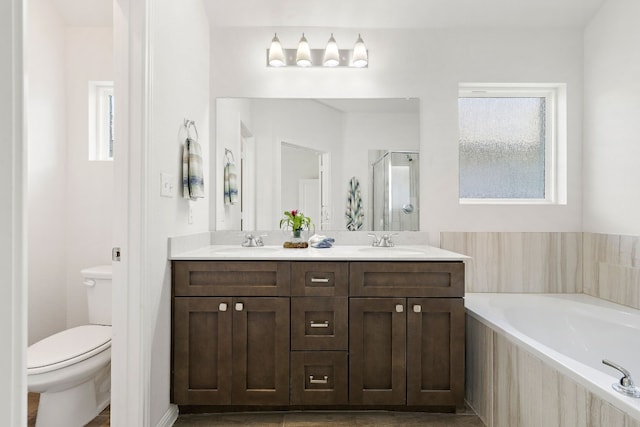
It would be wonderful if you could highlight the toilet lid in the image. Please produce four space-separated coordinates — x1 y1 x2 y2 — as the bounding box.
28 325 111 374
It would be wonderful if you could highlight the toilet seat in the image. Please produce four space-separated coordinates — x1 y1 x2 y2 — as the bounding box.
28 325 112 375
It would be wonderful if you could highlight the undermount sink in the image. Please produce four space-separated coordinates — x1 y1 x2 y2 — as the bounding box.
358 247 425 256
210 246 281 255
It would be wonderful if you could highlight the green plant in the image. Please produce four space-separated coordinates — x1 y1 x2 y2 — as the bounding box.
279 209 313 232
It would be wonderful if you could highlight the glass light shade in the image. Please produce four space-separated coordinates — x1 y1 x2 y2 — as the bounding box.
268 33 285 67
296 33 312 67
352 34 368 67
323 33 340 67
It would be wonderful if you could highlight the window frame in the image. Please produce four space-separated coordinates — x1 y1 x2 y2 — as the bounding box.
88 81 114 161
458 83 566 205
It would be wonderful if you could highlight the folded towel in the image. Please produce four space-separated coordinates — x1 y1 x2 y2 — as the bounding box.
224 162 238 205
182 137 205 200
309 234 335 248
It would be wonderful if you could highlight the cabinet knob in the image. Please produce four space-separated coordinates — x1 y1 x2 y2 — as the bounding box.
395 304 404 313
219 302 228 312
235 302 244 311
413 304 422 313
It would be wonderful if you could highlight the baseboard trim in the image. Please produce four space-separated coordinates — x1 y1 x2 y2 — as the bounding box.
155 404 179 427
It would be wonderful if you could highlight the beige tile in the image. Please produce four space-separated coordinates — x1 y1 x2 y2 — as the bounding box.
583 232 640 310
588 392 626 426
465 316 493 426
441 232 582 293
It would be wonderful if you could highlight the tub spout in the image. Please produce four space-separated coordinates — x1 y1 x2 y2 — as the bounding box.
602 359 640 398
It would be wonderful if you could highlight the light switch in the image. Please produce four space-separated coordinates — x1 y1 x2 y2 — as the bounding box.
160 173 174 198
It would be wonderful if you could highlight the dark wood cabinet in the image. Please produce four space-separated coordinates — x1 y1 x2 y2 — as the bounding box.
172 269 290 406
349 298 407 405
172 259 465 410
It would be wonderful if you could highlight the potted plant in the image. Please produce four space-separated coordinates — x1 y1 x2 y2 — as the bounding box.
279 209 313 239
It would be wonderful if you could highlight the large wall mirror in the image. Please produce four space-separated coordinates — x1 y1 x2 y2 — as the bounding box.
215 98 420 232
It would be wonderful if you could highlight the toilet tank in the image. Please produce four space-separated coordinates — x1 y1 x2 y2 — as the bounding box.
81 265 112 326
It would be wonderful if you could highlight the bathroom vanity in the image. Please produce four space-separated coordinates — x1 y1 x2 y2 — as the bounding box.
170 245 466 411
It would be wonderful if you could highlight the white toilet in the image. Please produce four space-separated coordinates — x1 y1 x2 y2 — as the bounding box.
28 265 112 427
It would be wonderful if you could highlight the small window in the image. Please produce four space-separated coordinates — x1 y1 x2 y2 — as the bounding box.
458 84 565 204
89 81 114 161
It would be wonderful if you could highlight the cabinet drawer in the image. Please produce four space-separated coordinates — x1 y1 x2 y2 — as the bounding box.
291 262 348 296
291 351 348 405
172 261 290 296
291 297 348 350
349 262 464 297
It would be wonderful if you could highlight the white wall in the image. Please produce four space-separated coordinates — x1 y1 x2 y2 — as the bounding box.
148 0 210 423
583 0 640 235
210 27 584 244
26 0 68 344
65 27 114 329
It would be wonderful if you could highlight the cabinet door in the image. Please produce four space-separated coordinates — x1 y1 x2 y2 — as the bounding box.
406 298 465 406
349 298 406 405
173 297 232 405
232 297 290 405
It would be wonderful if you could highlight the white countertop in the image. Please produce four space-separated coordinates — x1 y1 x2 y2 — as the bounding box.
170 244 469 261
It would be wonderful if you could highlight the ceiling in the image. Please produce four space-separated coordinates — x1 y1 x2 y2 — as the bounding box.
49 0 607 30
202 0 607 30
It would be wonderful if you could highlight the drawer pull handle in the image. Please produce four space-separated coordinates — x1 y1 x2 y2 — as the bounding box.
413 304 422 313
219 303 228 312
395 304 404 313
310 320 329 328
309 375 329 384
310 277 330 283
235 302 244 312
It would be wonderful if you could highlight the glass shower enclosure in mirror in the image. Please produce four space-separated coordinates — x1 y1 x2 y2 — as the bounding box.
215 98 420 231
370 150 419 231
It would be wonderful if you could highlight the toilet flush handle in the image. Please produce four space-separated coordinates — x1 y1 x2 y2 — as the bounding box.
83 279 96 287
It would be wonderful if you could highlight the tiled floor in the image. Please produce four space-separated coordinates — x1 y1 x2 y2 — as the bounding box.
29 393 485 427
174 408 486 426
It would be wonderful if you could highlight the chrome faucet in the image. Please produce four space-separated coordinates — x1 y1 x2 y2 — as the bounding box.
368 233 398 247
602 359 640 398
241 233 264 247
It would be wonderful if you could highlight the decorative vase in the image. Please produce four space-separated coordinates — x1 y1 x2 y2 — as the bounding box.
292 229 302 239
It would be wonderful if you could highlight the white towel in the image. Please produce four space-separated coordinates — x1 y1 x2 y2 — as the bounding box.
182 138 205 200
224 162 238 205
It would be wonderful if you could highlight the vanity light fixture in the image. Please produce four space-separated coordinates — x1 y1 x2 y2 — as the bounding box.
323 33 340 67
352 34 368 68
296 33 312 67
268 33 285 67
267 33 368 68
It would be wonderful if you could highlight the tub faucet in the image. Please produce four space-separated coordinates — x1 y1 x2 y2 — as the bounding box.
602 359 640 398
241 233 264 247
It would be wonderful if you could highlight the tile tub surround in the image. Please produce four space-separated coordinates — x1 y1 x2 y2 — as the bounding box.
467 317 640 427
465 294 640 427
440 231 640 310
583 232 640 310
440 232 582 293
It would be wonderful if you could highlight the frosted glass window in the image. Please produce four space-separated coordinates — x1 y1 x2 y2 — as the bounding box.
459 97 546 199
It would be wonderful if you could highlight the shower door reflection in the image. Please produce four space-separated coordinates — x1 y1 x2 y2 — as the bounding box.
371 151 419 231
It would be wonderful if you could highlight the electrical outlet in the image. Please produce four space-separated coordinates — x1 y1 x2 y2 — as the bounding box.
160 173 174 198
